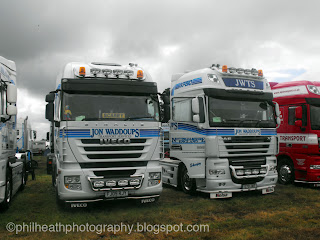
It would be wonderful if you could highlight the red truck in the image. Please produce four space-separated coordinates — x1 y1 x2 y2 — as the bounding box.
271 81 320 186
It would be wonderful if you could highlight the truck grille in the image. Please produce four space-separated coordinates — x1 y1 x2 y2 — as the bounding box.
77 138 150 160
220 136 272 157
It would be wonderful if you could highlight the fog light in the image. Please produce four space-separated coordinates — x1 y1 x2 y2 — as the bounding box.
106 180 117 187
260 168 267 174
130 179 140 186
148 179 161 186
310 165 320 169
118 180 128 187
66 183 82 191
236 169 244 176
93 181 105 188
244 169 252 175
252 169 259 175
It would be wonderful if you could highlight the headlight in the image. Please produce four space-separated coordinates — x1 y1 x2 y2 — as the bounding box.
307 85 320 95
149 172 161 180
269 166 277 171
67 184 82 191
209 169 226 175
64 176 80 184
148 179 161 186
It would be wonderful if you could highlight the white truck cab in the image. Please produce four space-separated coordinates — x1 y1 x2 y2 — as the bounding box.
161 64 280 198
45 62 163 207
0 56 25 210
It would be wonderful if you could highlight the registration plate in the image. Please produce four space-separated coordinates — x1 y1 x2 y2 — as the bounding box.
314 183 320 187
242 183 257 190
262 187 274 194
105 190 128 198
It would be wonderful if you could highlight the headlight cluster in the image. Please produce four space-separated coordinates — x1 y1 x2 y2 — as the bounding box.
92 178 142 189
148 172 161 186
64 176 82 191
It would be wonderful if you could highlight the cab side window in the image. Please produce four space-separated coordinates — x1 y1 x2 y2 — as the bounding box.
172 98 192 122
288 105 307 126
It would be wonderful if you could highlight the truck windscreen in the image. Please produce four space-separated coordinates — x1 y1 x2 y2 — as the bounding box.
62 93 159 121
310 105 320 130
208 97 276 128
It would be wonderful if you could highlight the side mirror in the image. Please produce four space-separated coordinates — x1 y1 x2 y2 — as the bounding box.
274 102 280 117
46 93 55 103
193 115 200 123
46 132 49 141
295 106 302 119
295 120 302 127
276 117 281 126
192 98 200 114
7 105 17 116
162 105 170 123
7 84 17 103
33 130 37 140
45 103 54 121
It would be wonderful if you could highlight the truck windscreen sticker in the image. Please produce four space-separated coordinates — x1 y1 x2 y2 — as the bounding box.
59 129 160 138
102 113 126 118
223 78 264 90
171 77 202 96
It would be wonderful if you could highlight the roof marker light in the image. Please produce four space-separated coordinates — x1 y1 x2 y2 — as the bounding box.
102 69 112 76
222 65 228 73
236 68 244 74
251 68 258 76
137 70 144 79
113 69 123 75
79 67 86 77
90 68 101 75
124 70 134 77
258 69 263 77
229 67 236 73
244 69 251 74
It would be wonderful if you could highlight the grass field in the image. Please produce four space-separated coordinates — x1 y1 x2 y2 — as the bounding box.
1 156 320 240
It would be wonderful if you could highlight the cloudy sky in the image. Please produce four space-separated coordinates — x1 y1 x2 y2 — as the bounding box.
1 0 320 139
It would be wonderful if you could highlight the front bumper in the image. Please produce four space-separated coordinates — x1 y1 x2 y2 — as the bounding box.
57 163 162 202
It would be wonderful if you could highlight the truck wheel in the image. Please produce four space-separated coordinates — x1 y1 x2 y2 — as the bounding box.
180 164 196 195
55 185 66 209
277 159 294 184
0 171 12 210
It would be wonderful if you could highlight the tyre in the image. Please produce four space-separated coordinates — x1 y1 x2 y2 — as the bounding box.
179 164 196 195
277 158 294 184
0 170 12 210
